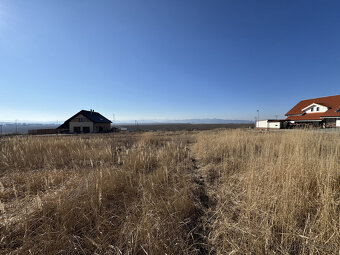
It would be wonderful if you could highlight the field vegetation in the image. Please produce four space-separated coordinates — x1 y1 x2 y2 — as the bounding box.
0 129 339 254
193 129 340 254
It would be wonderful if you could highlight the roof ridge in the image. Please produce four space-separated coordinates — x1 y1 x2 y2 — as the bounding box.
300 94 340 101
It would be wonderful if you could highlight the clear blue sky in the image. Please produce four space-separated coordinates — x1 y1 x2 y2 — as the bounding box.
1 0 340 122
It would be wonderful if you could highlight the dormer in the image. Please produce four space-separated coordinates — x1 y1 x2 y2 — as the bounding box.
302 103 328 114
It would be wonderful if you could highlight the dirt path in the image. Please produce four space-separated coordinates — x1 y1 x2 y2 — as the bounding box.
189 150 217 254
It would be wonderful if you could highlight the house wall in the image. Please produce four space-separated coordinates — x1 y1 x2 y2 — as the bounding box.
257 120 268 128
93 123 111 132
268 122 281 129
69 114 94 133
256 120 281 129
67 114 111 133
305 104 328 113
336 119 340 127
69 114 92 122
69 121 94 133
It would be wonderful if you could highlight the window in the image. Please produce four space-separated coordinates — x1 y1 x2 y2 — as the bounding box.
336 108 340 112
79 117 84 122
316 107 320 111
83 127 90 133
311 107 314 112
74 127 81 133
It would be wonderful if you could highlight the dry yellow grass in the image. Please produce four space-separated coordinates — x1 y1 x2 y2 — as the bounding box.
193 129 340 254
0 132 198 254
0 129 339 254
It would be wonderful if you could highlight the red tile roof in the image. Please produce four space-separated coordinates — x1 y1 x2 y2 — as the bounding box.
286 113 324 121
285 94 340 121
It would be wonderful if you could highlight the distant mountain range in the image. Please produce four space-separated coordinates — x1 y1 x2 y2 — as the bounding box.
114 119 253 125
1 119 253 125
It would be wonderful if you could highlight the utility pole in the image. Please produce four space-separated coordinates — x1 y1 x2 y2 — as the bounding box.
256 110 259 128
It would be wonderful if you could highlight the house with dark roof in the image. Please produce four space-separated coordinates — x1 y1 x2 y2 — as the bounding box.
285 95 340 128
57 110 112 133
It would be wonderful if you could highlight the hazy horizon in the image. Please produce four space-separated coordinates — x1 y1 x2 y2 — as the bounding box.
0 117 254 124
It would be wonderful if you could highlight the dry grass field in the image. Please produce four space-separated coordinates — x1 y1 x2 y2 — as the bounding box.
0 129 339 254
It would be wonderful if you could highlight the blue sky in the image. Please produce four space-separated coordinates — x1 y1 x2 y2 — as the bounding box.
0 0 340 122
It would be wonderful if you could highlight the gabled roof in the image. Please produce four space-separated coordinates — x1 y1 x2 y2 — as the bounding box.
285 95 340 120
286 94 340 115
80 110 112 123
57 110 112 129
301 102 328 112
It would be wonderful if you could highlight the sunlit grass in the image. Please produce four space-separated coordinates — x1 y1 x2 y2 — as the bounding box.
1 129 339 254
193 129 340 254
0 132 197 254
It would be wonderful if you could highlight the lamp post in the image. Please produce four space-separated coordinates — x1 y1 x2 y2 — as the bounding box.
256 110 259 128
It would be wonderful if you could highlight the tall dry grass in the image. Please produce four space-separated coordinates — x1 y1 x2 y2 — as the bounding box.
1 130 339 254
0 133 198 254
193 129 340 254
0 135 118 170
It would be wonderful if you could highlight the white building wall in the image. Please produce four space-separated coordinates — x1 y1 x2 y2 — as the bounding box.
257 120 268 128
336 119 340 127
305 104 328 113
256 120 281 129
268 122 281 129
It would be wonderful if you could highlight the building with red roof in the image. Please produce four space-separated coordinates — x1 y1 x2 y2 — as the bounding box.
285 95 340 128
